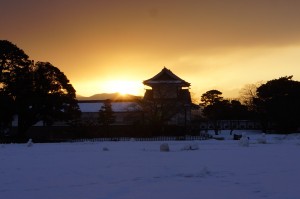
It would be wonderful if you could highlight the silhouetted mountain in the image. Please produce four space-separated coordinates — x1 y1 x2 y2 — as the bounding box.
76 93 141 101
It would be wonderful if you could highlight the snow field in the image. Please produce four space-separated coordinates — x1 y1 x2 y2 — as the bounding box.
0 133 300 199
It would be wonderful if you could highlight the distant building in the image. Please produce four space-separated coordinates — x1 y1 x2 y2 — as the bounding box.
78 100 142 126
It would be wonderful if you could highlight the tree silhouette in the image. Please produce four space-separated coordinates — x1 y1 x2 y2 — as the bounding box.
141 89 189 136
200 90 223 107
98 100 115 137
200 90 224 135
255 76 300 133
98 100 115 126
0 40 80 137
0 40 31 82
0 92 15 135
32 62 80 126
239 82 262 111
201 90 250 135
0 40 33 135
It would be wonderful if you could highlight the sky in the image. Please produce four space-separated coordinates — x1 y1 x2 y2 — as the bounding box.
2 0 300 100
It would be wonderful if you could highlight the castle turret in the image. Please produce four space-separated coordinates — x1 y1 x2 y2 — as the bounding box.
143 67 191 102
143 67 191 127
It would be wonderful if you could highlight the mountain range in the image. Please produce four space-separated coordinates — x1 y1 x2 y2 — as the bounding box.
76 93 142 101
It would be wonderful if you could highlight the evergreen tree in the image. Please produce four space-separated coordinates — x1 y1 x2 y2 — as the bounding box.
98 100 115 126
201 90 250 135
255 76 300 133
32 62 80 126
0 92 15 135
200 90 223 107
0 40 80 137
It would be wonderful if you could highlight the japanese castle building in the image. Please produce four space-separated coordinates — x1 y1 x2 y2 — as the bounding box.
143 67 192 126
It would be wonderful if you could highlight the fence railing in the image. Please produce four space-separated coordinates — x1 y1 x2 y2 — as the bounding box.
0 134 211 144
69 135 210 143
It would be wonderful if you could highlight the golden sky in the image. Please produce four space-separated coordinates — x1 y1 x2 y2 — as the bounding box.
2 0 300 99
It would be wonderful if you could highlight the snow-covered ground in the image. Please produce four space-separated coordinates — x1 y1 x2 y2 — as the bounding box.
1 132 300 199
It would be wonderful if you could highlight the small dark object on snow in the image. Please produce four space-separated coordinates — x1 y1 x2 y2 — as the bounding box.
233 134 243 140
160 143 170 152
103 147 109 151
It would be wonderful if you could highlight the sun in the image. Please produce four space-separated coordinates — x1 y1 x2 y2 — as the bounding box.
104 80 143 96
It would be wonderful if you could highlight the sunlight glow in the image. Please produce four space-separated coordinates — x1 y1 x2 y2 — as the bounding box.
103 80 143 96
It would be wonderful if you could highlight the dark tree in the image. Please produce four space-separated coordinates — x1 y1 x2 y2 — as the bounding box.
140 93 187 136
0 40 80 137
201 89 250 135
98 100 115 126
141 98 182 126
200 90 225 135
32 62 80 126
200 90 223 107
0 40 33 135
255 76 300 133
203 100 229 135
0 40 31 83
226 100 250 134
0 92 15 135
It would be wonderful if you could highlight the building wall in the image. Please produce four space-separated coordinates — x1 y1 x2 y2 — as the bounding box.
152 85 178 99
80 111 142 126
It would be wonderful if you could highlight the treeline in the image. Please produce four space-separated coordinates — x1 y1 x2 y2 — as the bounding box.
199 76 300 134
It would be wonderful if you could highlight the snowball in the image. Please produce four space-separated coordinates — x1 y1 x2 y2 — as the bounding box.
160 143 170 152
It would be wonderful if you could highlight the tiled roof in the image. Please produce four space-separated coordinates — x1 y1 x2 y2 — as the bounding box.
143 67 190 87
